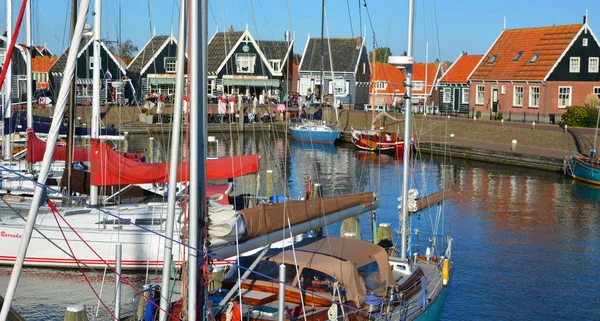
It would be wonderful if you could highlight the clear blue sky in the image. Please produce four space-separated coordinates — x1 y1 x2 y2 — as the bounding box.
2 0 599 63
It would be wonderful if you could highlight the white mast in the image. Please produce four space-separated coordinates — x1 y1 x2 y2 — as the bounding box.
159 0 186 319
26 0 33 129
3 0 12 160
90 0 102 205
400 0 415 261
0 1 92 319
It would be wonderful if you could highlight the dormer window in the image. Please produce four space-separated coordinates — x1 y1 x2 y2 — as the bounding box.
513 51 523 61
375 81 387 90
529 54 540 63
269 59 281 71
236 53 256 73
488 55 498 64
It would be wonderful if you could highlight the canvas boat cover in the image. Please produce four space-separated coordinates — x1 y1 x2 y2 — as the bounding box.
239 192 375 239
207 197 245 246
90 139 260 185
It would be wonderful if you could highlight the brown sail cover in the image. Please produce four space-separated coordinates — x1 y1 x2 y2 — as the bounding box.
90 139 260 185
239 192 375 238
414 188 457 213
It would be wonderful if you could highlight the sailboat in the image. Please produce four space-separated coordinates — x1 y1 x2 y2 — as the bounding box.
565 96 600 185
288 0 340 145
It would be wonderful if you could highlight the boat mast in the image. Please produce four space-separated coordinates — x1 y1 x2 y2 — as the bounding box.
159 1 186 320
400 0 415 261
319 0 325 109
188 0 208 319
3 0 12 160
25 0 32 129
0 1 92 318
370 37 376 130
64 0 77 204
90 0 102 205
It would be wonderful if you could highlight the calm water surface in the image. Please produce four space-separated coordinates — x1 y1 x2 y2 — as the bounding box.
1 133 599 320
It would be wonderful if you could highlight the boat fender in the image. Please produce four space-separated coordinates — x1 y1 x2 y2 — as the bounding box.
327 304 338 321
442 258 450 286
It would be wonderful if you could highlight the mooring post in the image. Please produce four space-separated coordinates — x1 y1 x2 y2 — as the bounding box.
64 304 88 321
148 136 154 163
114 244 122 320
511 139 518 151
123 132 129 153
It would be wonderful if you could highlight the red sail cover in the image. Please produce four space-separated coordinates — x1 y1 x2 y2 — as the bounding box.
27 129 89 162
90 139 260 185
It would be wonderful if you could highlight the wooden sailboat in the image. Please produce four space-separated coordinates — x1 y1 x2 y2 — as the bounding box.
565 96 600 185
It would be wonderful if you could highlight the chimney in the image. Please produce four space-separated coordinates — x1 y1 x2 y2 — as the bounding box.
229 25 235 33
356 36 363 48
583 15 587 24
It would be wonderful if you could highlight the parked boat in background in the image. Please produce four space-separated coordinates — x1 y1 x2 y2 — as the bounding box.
289 121 339 144
565 154 600 185
351 127 406 154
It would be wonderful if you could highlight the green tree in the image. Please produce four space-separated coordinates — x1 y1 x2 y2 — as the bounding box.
293 53 302 65
370 47 392 62
108 39 138 66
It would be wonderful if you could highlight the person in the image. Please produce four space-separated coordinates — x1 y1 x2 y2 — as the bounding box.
252 95 258 114
229 95 235 114
157 94 164 114
591 146 596 159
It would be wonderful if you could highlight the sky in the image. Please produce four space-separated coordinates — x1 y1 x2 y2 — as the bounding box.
1 0 599 64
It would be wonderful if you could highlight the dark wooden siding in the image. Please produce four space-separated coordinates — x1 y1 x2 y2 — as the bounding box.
217 41 273 79
438 84 470 114
547 29 600 81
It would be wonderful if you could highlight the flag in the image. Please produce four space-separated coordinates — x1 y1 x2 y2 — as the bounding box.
105 69 112 81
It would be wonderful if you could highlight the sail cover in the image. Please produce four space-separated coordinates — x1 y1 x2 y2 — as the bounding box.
239 192 375 239
27 128 89 162
90 139 260 185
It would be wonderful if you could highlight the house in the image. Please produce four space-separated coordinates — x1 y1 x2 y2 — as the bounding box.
369 62 440 112
438 53 483 115
0 37 28 104
207 27 294 102
298 36 370 109
468 18 600 122
32 56 58 90
49 37 129 105
127 35 187 100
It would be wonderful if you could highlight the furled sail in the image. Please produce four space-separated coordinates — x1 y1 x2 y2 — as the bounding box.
90 139 260 185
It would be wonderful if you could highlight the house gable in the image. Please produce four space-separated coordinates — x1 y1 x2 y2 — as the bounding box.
299 37 365 73
546 24 600 81
440 53 483 84
213 30 277 77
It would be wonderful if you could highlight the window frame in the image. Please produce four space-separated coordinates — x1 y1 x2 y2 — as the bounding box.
513 51 523 61
583 38 589 46
413 81 424 91
269 59 281 71
333 79 347 97
461 87 470 104
589 57 599 73
375 81 387 90
488 55 497 64
235 53 256 74
513 86 524 107
558 86 572 109
442 87 451 103
529 54 540 63
594 87 600 100
164 57 177 73
529 86 540 108
475 85 485 105
569 57 580 73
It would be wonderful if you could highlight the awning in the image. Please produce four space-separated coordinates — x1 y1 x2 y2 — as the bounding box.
148 77 176 85
222 78 280 87
76 78 93 85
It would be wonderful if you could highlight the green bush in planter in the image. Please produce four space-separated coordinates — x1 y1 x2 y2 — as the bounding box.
476 111 481 119
497 112 503 120
561 106 598 128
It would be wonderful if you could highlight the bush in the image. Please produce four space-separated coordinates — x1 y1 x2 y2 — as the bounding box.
561 106 599 128
497 112 503 120
476 110 481 119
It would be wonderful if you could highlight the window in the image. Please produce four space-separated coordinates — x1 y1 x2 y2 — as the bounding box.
530 54 540 63
488 55 498 64
235 54 256 73
164 57 176 73
443 88 451 103
513 51 523 61
462 88 470 104
357 261 385 293
583 38 588 46
413 81 424 91
333 79 347 97
375 81 387 90
594 87 600 100
589 57 599 73
570 57 580 73
513 86 524 107
558 86 571 108
476 85 485 105
89 56 100 70
269 59 281 71
529 86 540 108
225 257 298 284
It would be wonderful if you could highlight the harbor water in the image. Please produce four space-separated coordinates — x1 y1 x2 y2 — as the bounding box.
0 133 599 320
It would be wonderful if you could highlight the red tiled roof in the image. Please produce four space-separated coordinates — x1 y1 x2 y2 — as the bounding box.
440 54 483 83
370 62 439 95
32 56 58 73
470 24 583 81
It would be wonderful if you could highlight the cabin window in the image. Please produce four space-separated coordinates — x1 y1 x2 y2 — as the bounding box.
487 55 497 64
357 261 385 294
529 86 540 108
594 87 600 100
461 88 470 104
558 86 571 108
236 54 256 73
269 59 281 71
583 38 588 46
413 81 424 91
513 86 523 107
589 57 599 73
226 257 298 284
513 51 523 61
476 85 485 105
135 218 166 226
569 57 580 73
375 81 387 90
442 88 451 103
97 219 131 225
165 57 177 73
529 54 540 63
299 267 339 296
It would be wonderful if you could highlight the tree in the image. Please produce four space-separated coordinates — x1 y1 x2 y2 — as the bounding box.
107 39 138 66
442 60 452 72
369 47 392 63
293 53 302 65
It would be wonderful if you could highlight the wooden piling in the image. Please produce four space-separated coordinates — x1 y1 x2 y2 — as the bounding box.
340 217 361 240
148 137 154 163
265 169 274 201
377 223 393 244
63 304 88 321
123 131 129 152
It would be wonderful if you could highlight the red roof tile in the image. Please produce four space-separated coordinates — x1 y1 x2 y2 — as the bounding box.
440 54 483 83
370 62 439 95
470 24 583 81
32 56 58 73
